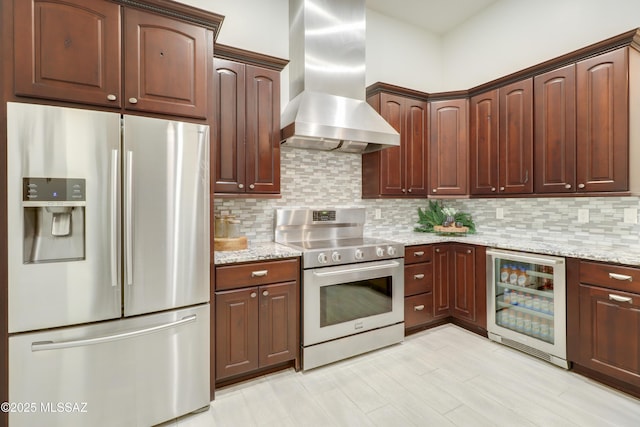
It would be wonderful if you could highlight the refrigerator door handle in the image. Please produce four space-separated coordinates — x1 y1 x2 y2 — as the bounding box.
110 149 119 287
125 150 134 286
30 315 197 352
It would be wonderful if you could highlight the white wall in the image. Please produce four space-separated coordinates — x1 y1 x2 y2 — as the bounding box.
366 9 442 92
441 0 640 90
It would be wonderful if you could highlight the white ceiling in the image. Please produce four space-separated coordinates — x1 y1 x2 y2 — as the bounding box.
366 0 498 34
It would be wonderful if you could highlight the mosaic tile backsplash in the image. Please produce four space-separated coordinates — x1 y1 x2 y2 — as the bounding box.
215 147 640 250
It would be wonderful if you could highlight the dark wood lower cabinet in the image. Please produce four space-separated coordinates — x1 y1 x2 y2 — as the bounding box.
405 243 486 334
568 260 640 394
214 259 299 383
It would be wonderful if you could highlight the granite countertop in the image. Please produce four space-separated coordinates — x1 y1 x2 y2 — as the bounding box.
369 230 640 267
214 241 302 265
214 231 640 267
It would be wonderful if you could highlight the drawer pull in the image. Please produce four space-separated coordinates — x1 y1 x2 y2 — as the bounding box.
250 292 257 298
609 294 632 303
414 274 425 280
251 270 268 278
414 305 425 311
263 290 269 297
413 251 425 257
608 273 632 282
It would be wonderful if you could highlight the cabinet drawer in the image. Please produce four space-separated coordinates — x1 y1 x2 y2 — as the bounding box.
580 261 640 294
405 245 433 265
405 263 433 296
216 258 299 291
405 293 433 329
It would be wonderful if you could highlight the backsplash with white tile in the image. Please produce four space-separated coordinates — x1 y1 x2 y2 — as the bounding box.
215 147 640 250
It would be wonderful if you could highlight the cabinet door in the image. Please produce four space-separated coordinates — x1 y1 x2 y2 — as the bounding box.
214 59 246 193
578 284 640 385
378 93 406 195
405 99 429 196
14 0 121 107
433 245 451 319
450 245 477 323
499 79 533 194
470 90 499 195
576 48 628 192
259 282 298 367
215 288 259 380
245 65 281 194
534 64 577 193
430 99 468 196
124 8 208 118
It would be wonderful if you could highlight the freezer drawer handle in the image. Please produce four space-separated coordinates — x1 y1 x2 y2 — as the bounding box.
608 273 633 282
608 294 633 303
30 315 197 352
251 270 268 278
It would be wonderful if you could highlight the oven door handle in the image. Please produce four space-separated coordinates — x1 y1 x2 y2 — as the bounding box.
312 261 401 277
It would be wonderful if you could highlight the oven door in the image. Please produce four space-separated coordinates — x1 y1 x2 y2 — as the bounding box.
303 258 404 346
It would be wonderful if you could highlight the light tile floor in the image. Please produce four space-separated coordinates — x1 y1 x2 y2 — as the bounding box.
166 324 640 426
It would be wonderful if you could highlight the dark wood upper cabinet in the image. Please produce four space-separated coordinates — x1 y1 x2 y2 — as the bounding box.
14 0 122 107
123 7 208 118
576 48 628 192
213 47 286 196
429 98 468 196
470 90 499 195
499 78 533 194
363 87 428 198
534 64 577 193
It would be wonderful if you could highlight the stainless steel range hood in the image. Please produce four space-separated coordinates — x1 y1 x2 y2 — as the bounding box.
280 0 400 153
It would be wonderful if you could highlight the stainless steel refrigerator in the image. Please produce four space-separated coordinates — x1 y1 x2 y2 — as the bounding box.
6 102 210 426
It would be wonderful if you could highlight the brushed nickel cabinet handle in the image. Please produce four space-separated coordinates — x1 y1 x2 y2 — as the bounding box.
408 189 412 193
500 186 505 191
565 184 572 189
262 290 269 297
467 249 472 254
435 248 440 253
238 183 244 189
413 251 425 257
609 294 632 303
251 270 268 278
250 292 257 298
432 189 437 193
578 183 585 189
107 94 117 101
609 273 632 282
414 305 425 311
249 184 255 189
491 187 496 192
414 274 425 280
128 97 138 104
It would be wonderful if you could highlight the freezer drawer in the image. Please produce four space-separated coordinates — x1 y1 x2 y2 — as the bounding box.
9 304 210 427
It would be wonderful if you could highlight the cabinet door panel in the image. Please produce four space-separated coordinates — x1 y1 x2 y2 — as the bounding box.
433 245 451 319
214 59 246 193
215 288 259 380
14 0 121 107
470 90 499 195
499 79 533 194
534 65 577 193
124 8 207 118
451 245 476 322
405 100 429 195
246 66 281 193
259 282 297 367
379 94 405 195
576 48 628 192
578 284 640 384
430 99 468 195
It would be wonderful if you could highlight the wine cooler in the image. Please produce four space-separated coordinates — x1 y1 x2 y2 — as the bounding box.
486 249 568 368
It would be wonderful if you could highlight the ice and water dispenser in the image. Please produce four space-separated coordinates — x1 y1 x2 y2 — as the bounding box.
22 177 86 263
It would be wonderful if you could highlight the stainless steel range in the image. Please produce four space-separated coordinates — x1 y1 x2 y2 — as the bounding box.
275 208 404 370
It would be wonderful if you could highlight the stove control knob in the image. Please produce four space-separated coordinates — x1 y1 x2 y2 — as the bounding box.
318 253 328 264
387 246 397 257
354 249 364 260
332 251 342 262
376 247 385 257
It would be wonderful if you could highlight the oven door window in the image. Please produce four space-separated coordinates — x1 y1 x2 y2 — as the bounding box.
320 276 392 327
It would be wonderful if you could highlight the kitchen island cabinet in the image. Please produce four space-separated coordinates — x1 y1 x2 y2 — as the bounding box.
363 83 429 198
214 46 287 196
14 0 220 118
214 258 299 383
568 259 640 398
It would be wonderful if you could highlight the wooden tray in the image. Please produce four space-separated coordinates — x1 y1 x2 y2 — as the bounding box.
214 236 248 251
434 225 468 234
